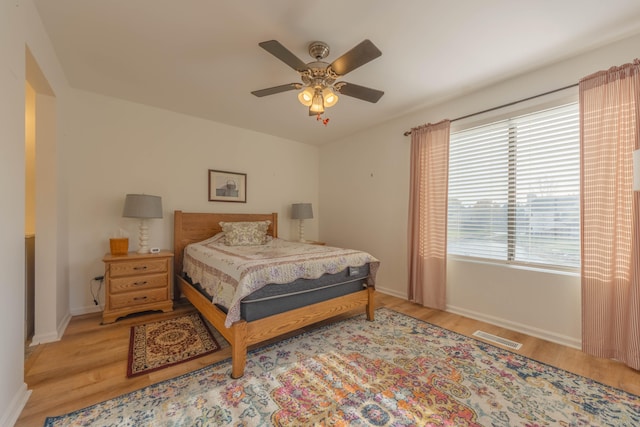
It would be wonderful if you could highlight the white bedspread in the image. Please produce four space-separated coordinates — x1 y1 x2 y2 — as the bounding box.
183 233 379 327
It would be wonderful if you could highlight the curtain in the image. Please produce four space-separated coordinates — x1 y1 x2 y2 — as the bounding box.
407 120 450 310
580 60 640 370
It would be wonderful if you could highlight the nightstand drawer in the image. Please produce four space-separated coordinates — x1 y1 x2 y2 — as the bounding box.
109 259 168 277
109 287 168 310
109 273 167 294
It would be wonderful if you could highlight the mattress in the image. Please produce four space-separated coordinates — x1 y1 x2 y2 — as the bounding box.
187 263 371 322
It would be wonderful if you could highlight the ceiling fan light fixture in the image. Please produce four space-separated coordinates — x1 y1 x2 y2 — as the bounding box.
322 87 339 107
309 90 325 115
253 39 383 118
297 87 314 106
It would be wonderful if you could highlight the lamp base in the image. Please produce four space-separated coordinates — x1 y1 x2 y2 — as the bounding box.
137 219 150 254
298 219 306 242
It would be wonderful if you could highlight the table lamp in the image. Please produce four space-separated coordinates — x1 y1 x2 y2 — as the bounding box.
291 203 313 242
122 194 163 253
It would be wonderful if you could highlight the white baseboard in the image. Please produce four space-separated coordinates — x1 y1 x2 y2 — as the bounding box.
56 311 72 340
70 304 102 316
1 383 31 427
30 330 58 346
64 292 582 350
30 310 73 346
374 286 406 300
447 304 581 349
345 287 580 350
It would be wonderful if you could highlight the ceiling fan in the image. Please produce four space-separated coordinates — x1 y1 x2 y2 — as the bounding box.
251 39 384 117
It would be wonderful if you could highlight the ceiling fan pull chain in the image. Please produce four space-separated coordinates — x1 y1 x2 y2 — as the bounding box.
316 114 330 126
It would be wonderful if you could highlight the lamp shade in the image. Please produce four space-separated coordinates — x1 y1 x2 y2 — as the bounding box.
298 87 314 107
322 87 339 107
122 194 163 219
291 203 313 220
309 90 324 115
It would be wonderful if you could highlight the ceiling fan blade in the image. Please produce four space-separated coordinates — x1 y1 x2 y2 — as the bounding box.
329 40 382 76
251 83 300 97
336 82 384 103
258 40 309 72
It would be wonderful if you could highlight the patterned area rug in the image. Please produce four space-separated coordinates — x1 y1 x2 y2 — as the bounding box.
46 309 639 426
127 313 220 377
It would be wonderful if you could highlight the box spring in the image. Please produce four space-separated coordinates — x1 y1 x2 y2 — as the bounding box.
186 263 371 322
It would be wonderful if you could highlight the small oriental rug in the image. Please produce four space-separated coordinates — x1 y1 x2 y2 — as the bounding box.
46 308 639 426
127 312 220 377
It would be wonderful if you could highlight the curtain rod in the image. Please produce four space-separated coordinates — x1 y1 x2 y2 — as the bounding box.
402 83 578 136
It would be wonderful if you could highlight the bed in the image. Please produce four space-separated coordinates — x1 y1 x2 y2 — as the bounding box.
173 210 379 378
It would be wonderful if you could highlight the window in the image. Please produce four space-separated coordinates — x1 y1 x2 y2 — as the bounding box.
447 103 580 269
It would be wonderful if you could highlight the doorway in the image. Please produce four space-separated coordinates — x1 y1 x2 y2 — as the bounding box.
25 46 58 350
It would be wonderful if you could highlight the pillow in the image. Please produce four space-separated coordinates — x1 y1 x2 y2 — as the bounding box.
219 221 271 246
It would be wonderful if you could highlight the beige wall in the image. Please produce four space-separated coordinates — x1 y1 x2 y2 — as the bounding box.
61 89 319 314
25 83 36 236
320 32 640 349
1 1 29 422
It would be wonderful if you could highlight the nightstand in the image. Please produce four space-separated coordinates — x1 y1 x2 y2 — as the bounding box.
302 240 325 245
101 251 174 324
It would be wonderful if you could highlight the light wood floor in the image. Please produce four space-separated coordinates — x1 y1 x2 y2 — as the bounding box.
16 293 640 426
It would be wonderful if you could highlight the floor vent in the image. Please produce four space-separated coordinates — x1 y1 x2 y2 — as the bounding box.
472 330 522 350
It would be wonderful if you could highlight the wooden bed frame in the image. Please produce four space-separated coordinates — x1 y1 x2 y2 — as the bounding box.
173 210 375 378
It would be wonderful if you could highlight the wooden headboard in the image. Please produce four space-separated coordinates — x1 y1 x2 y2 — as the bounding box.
173 210 278 278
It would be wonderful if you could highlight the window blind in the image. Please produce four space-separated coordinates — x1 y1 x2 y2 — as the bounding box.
447 103 580 269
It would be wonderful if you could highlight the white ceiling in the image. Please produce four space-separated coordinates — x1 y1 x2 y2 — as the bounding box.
34 0 640 145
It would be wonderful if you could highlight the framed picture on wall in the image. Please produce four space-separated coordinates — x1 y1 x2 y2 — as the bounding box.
208 169 247 203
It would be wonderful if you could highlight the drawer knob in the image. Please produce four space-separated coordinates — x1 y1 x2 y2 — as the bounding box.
133 266 148 270
133 296 148 301
134 281 148 286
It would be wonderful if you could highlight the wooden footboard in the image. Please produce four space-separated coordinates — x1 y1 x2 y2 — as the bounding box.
177 274 374 378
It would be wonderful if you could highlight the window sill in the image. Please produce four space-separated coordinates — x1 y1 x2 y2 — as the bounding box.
447 254 580 277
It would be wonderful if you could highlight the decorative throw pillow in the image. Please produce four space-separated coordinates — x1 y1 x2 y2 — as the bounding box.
219 221 271 246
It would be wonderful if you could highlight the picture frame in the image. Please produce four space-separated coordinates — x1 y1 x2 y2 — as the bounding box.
208 169 247 203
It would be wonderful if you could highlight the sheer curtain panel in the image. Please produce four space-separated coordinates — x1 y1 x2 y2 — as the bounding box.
580 60 640 370
408 120 450 310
